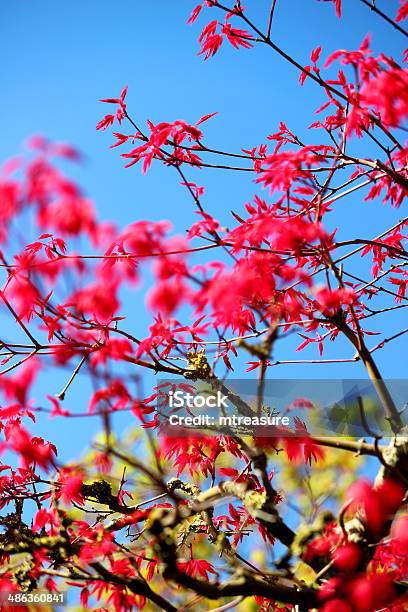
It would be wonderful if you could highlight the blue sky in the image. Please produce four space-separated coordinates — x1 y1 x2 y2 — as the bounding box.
1 0 407 461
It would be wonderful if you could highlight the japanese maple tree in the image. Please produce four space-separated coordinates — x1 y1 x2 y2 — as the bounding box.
1 1 408 610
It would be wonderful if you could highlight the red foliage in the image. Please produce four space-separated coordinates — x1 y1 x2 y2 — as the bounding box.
0 2 408 610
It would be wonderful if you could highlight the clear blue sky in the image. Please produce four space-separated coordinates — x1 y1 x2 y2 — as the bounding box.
1 0 406 460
